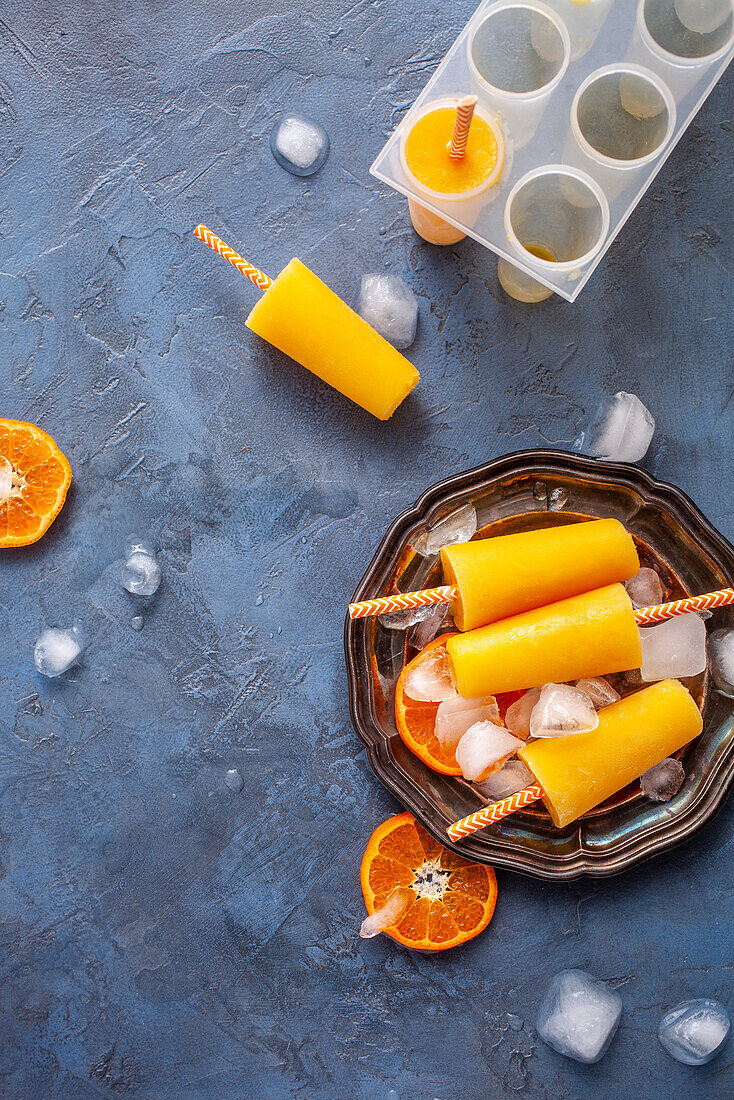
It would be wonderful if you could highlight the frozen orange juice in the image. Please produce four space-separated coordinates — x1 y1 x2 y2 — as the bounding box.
400 98 504 245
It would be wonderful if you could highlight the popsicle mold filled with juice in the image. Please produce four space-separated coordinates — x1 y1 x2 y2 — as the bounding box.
245 258 419 420
446 582 643 696
441 517 639 630
400 97 505 245
518 679 703 826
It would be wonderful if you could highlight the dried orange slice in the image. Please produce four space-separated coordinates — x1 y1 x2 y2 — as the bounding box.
395 634 523 775
0 419 72 548
361 812 497 950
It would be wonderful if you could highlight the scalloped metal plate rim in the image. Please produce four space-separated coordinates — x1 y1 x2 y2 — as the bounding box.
345 449 734 880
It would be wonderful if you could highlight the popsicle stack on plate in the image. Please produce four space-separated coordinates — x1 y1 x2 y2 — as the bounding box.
349 517 732 839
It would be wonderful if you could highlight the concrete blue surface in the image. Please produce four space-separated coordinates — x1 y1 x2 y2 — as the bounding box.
0 3 732 1098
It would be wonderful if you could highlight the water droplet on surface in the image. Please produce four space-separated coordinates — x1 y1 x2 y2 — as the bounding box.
533 481 547 505
224 768 243 793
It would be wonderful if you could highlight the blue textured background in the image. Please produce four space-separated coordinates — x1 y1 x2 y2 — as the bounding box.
0 2 732 1097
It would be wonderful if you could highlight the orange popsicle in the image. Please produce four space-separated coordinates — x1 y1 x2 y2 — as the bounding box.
246 259 419 420
447 583 642 697
518 679 702 827
401 99 504 245
441 518 639 631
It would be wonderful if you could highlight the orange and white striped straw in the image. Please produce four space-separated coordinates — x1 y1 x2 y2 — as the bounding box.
350 583 734 624
448 96 477 160
349 584 457 620
194 224 273 291
633 587 734 626
448 785 544 841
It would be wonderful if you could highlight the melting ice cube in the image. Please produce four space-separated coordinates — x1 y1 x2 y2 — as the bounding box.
708 629 734 697
475 759 534 800
639 613 707 681
505 687 541 739
360 886 412 939
640 757 684 801
270 114 330 177
411 503 477 556
625 567 664 609
434 694 500 749
455 721 523 782
587 392 655 463
529 684 599 738
575 677 620 709
409 604 450 650
536 969 623 1064
34 626 84 678
659 998 731 1065
358 273 418 350
0 456 11 502
379 604 439 631
404 647 456 703
548 487 568 511
122 540 162 596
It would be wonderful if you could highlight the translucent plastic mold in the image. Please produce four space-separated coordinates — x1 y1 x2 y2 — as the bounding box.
371 0 733 301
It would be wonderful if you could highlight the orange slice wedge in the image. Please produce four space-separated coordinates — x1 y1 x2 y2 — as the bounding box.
361 812 497 950
395 634 524 775
0 419 72 548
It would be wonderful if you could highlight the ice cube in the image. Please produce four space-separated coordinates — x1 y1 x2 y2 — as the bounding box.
224 768 244 793
674 0 732 33
270 114 330 177
640 757 685 801
360 886 412 939
475 759 534 800
404 647 456 703
639 613 707 681
0 455 11 502
434 694 500 749
409 603 450 650
34 626 84 678
121 540 162 596
708 629 734 697
625 567 664 609
658 999 731 1065
358 273 418 350
455 721 523 782
379 604 439 631
536 969 623 1063
575 677 620 709
131 615 144 631
412 504 478 557
505 687 541 738
548 487 568 511
530 683 599 738
588 392 655 463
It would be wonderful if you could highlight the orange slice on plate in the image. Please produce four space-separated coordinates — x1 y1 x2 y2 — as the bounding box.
395 633 523 775
0 419 72 548
360 811 497 950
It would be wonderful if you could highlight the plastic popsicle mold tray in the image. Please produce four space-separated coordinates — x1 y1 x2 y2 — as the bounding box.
370 0 734 301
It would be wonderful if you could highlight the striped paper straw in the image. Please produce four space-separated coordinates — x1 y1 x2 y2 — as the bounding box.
448 96 477 160
194 224 273 291
634 587 734 626
349 584 457 620
448 785 544 841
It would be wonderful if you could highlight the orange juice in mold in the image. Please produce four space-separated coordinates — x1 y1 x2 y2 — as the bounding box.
400 98 505 245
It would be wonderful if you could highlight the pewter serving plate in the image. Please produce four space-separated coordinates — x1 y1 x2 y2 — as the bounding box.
345 450 734 879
